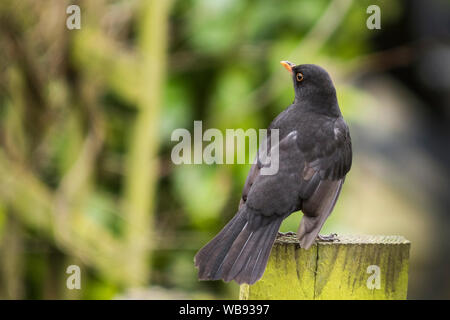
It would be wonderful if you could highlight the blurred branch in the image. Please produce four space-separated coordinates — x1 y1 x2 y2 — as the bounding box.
0 14 51 152
121 0 171 283
239 0 354 114
0 214 24 299
343 40 429 79
0 0 172 289
0 151 143 284
289 0 354 57
55 79 105 225
71 28 141 104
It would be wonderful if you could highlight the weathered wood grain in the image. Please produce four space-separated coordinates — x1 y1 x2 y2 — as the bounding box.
240 234 410 300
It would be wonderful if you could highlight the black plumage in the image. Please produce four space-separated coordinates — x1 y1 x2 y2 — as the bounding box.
195 62 352 284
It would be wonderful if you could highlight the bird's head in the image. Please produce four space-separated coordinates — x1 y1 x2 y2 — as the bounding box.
280 61 337 104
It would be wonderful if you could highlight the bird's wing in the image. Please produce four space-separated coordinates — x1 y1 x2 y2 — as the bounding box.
298 117 351 194
196 131 301 285
239 130 273 209
296 117 352 248
239 108 291 209
239 161 260 209
244 130 306 227
242 117 351 243
195 115 351 284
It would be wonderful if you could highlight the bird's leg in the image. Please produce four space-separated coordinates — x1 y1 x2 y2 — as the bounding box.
317 233 339 242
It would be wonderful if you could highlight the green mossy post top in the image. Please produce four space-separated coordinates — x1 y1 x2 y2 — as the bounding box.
240 234 410 300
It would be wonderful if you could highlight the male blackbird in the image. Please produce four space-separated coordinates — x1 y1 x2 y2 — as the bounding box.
194 62 352 285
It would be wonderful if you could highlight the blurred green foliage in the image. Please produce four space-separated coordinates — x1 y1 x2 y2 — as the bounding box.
0 0 411 299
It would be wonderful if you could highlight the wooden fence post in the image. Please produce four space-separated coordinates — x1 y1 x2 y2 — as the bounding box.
240 234 410 300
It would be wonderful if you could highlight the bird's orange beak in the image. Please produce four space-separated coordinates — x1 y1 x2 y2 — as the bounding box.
280 60 295 74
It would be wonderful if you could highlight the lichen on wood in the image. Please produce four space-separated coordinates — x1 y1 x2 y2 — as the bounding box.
240 234 410 300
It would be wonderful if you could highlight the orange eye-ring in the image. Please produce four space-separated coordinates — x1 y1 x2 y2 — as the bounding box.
296 72 304 82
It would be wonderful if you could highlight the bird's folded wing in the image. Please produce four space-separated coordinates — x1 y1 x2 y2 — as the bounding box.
239 118 351 231
296 117 352 248
299 117 352 199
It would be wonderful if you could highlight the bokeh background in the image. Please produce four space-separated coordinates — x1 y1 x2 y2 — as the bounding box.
0 0 449 299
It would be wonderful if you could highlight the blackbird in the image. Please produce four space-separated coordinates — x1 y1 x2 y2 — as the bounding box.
194 61 352 285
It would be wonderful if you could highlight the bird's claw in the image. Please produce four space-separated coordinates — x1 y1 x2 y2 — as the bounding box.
277 231 296 237
317 233 339 242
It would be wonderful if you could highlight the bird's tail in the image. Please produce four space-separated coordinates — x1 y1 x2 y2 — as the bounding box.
194 208 282 285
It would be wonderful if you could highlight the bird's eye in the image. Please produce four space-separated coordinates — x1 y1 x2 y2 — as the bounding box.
296 72 304 82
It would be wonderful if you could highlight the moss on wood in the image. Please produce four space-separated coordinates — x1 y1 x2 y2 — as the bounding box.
240 234 410 300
